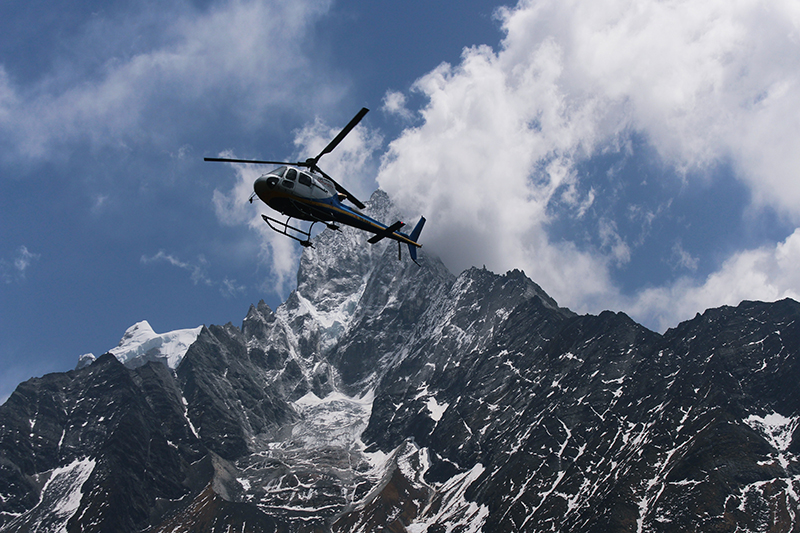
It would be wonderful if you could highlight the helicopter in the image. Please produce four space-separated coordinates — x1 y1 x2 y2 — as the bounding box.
205 107 425 264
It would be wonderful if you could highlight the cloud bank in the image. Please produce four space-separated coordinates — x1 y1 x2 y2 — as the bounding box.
629 229 800 332
377 0 800 330
9 0 796 333
0 0 339 161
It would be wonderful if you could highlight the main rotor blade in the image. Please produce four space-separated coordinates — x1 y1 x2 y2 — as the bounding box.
316 167 366 210
204 157 296 165
312 107 369 165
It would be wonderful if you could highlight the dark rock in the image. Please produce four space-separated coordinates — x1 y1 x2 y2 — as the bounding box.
1 192 797 532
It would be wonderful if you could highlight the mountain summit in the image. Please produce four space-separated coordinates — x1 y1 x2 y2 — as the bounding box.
1 191 798 532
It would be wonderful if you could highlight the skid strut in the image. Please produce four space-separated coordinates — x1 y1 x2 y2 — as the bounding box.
262 214 315 247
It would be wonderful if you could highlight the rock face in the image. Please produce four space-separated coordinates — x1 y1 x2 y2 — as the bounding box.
1 190 798 532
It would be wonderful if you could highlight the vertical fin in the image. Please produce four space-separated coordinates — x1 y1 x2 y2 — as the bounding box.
406 216 426 265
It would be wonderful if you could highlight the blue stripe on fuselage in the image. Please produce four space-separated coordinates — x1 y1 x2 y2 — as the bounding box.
300 195 420 247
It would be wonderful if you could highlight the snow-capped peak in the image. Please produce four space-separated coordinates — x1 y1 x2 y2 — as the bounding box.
108 320 202 369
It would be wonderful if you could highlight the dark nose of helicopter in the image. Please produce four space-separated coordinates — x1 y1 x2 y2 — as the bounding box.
253 175 278 201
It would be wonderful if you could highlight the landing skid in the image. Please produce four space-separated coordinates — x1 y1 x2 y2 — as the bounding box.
262 215 315 247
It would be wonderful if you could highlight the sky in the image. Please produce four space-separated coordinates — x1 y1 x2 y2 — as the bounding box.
2 0 800 403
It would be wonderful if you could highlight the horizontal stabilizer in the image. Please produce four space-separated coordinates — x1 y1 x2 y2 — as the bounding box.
368 221 404 244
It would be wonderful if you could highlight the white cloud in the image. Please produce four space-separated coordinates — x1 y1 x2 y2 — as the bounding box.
382 90 413 121
2 246 40 283
628 229 800 332
598 219 631 266
670 240 699 273
221 277 247 298
376 0 800 330
498 0 800 216
91 194 109 214
0 0 340 161
141 251 213 286
377 40 612 310
140 250 245 297
13 246 38 274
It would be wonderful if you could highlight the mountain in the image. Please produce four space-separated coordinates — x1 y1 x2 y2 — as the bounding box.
1 190 798 532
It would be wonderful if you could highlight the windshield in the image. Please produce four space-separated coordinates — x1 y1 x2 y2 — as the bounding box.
269 166 287 177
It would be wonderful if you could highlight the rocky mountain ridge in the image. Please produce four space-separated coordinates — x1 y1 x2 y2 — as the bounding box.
1 190 798 532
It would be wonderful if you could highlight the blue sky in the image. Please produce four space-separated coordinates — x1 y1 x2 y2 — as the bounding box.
2 0 800 402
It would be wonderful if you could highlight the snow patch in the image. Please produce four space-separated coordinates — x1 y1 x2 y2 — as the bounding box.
108 320 202 369
426 397 449 422
407 463 488 533
287 279 368 353
7 458 96 532
181 394 200 438
412 385 449 422
396 443 432 484
76 353 96 369
745 412 798 452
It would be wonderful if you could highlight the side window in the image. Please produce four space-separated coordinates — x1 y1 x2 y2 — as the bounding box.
285 168 297 181
298 173 312 186
281 180 294 189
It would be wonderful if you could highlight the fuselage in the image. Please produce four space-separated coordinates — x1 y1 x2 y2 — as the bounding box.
253 166 420 248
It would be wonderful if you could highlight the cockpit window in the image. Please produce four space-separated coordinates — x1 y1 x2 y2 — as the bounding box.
285 168 297 181
298 173 312 186
270 166 287 178
281 180 294 189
